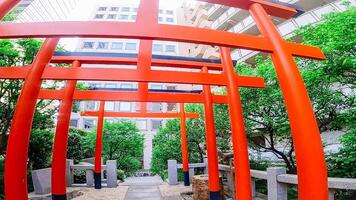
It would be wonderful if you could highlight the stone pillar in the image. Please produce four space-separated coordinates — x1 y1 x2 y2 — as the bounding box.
328 189 336 200
203 157 208 174
189 168 194 182
107 160 118 188
267 167 287 200
167 160 178 185
86 169 94 187
66 159 74 186
251 179 256 198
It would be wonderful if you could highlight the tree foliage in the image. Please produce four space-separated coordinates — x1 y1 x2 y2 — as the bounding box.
151 104 232 178
85 120 144 175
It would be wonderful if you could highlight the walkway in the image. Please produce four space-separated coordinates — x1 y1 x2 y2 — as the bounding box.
122 176 164 200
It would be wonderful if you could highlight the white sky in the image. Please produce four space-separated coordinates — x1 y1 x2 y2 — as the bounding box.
59 0 188 50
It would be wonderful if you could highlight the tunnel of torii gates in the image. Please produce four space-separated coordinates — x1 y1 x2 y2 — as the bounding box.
0 0 330 200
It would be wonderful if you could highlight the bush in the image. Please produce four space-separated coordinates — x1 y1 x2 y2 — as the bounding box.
28 129 54 170
117 169 125 181
67 128 88 163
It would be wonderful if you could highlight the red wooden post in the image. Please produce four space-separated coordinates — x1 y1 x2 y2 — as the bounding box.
51 61 80 200
250 3 328 199
94 101 105 189
4 38 59 200
202 66 221 199
220 47 252 200
179 103 190 186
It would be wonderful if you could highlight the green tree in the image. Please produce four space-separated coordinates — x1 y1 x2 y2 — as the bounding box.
237 9 355 173
151 103 232 178
85 120 144 175
66 128 89 163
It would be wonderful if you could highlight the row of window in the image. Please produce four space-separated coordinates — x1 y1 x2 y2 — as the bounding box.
79 118 162 131
97 6 174 15
94 13 175 23
82 41 177 53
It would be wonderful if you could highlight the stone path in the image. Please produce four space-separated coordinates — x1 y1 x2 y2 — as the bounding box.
122 176 164 200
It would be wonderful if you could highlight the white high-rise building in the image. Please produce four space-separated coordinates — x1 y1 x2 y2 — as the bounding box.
181 0 355 63
70 1 194 170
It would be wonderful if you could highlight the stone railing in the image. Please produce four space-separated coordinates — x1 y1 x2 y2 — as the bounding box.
218 164 356 200
66 159 117 188
166 160 356 200
167 159 208 185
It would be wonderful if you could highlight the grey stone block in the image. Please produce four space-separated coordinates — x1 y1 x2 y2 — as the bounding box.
267 167 287 200
86 169 94 186
31 168 51 195
106 160 118 188
66 159 74 186
167 160 178 185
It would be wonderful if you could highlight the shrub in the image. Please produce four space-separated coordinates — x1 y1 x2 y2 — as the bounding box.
28 129 54 170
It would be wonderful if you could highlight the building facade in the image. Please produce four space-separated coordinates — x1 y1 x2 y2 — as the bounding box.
69 2 196 170
181 0 355 63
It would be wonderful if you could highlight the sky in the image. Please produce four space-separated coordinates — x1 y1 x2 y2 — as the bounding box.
59 0 189 51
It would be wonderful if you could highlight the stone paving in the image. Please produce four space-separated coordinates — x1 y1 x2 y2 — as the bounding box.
122 176 164 200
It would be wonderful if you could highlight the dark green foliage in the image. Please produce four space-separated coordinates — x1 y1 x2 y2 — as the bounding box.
67 128 87 164
28 129 54 170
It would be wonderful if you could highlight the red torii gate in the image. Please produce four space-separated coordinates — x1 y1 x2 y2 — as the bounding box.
0 0 329 200
81 101 200 188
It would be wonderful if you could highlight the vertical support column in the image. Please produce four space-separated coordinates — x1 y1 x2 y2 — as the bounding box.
220 47 252 200
249 4 328 200
51 61 80 200
202 67 221 199
4 38 59 200
94 101 105 189
179 103 190 186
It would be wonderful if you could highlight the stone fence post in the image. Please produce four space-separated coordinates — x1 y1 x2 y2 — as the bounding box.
106 160 118 188
66 159 74 186
168 160 178 185
267 167 287 200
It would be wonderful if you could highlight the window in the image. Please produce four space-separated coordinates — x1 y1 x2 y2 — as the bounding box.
152 44 163 52
84 119 95 129
120 83 133 89
94 14 104 19
166 10 174 15
121 7 130 12
97 42 109 49
165 45 176 53
118 14 129 20
151 120 162 130
125 43 137 50
159 9 163 14
82 42 94 49
110 7 119 11
120 102 131 111
133 7 138 12
136 120 147 130
107 14 116 19
158 17 163 22
98 7 107 11
70 119 78 128
104 83 116 88
166 17 174 23
105 102 115 111
111 42 123 50
130 15 136 20
150 103 161 112
85 101 97 111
